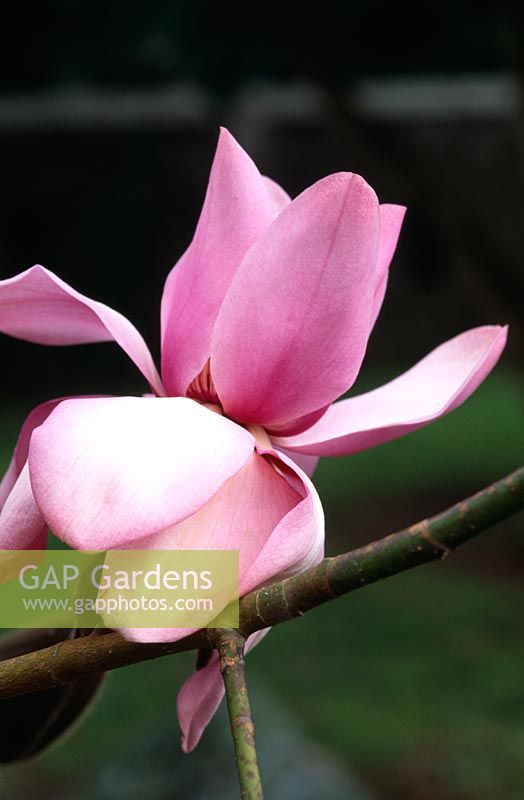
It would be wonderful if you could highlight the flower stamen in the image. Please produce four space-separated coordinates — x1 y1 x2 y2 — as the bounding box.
246 424 272 450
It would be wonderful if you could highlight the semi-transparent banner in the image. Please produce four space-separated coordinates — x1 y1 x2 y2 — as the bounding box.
0 550 239 629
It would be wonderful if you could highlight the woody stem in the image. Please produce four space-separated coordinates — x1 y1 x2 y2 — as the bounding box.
214 629 263 800
0 466 522 699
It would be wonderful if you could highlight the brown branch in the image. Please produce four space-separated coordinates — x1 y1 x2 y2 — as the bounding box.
0 465 522 701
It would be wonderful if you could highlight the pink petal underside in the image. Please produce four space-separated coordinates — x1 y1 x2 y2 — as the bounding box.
266 404 330 438
243 446 325 586
274 447 320 478
275 325 508 457
0 464 48 549
0 397 73 510
177 628 269 753
0 265 163 395
28 397 254 549
119 448 324 643
160 128 286 398
211 172 381 428
371 204 407 329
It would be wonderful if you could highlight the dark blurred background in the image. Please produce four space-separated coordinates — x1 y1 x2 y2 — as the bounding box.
1 3 523 799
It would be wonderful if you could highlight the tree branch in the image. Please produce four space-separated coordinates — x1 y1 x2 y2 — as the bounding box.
0 466 522 700
214 629 263 800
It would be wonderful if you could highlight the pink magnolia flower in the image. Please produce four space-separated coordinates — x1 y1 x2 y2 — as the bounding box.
0 129 507 751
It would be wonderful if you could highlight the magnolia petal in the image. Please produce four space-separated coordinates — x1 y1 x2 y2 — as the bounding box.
242 447 324 589
0 464 47 549
0 398 70 511
29 397 254 549
119 448 324 643
121 450 324 751
0 265 163 395
211 172 380 428
161 128 285 397
0 458 18 511
274 448 320 478
266 405 330 438
263 176 291 214
126 452 302 575
114 452 299 642
275 326 508 457
177 629 269 753
371 204 407 328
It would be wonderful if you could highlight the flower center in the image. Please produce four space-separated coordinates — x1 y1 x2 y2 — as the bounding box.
245 424 272 450
187 359 220 406
187 360 272 449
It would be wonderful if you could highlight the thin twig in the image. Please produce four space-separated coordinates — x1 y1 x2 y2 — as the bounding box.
214 629 263 800
0 465 522 700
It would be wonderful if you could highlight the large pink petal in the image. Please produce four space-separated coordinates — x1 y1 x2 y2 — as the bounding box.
275 326 508 456
28 397 254 549
0 464 48 549
0 397 87 550
177 629 269 753
0 265 163 395
0 398 68 509
120 448 324 643
211 172 381 428
263 176 291 214
371 204 406 328
161 129 286 397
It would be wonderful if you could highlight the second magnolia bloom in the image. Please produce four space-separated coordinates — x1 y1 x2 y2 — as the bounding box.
0 128 507 751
